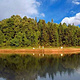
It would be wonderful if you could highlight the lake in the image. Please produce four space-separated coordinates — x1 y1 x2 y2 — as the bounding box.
0 53 80 80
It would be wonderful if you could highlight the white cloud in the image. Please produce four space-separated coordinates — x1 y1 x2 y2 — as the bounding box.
41 13 45 17
72 0 80 5
0 0 41 20
61 12 80 26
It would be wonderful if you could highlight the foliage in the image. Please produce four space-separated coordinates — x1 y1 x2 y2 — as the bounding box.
0 15 80 47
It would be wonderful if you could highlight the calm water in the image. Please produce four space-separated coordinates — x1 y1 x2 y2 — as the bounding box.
0 53 80 80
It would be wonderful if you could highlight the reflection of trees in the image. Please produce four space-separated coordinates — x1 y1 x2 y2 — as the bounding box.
61 54 80 69
0 54 80 80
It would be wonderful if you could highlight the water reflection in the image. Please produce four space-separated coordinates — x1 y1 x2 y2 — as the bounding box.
0 53 80 80
0 78 6 80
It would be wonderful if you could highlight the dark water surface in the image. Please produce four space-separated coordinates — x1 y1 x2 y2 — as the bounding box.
0 53 80 80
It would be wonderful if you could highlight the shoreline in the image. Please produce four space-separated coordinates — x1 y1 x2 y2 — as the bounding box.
0 48 80 54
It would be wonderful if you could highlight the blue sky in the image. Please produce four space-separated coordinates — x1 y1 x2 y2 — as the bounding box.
0 0 80 26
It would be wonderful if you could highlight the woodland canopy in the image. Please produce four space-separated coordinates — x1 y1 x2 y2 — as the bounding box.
0 15 80 47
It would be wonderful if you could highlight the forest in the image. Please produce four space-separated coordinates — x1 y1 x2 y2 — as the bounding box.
0 15 80 47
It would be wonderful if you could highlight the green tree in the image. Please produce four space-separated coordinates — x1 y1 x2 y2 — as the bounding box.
0 30 4 46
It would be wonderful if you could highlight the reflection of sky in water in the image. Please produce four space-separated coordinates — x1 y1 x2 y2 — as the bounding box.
0 78 6 80
54 72 80 80
37 70 80 80
76 68 80 74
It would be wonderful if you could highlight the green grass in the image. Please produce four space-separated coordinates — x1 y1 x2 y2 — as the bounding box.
0 47 33 49
0 46 80 49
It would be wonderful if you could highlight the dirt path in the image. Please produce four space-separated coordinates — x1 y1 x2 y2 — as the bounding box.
0 48 80 54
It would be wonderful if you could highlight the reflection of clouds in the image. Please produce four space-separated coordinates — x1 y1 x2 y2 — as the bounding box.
0 78 6 80
37 73 52 80
37 71 80 80
76 68 80 74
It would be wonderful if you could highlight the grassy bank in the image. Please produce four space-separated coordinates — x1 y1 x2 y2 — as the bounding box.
0 46 80 49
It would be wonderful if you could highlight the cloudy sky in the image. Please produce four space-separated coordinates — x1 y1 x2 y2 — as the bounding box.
0 0 80 26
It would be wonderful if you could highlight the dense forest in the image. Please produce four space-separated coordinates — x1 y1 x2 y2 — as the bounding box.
0 15 80 47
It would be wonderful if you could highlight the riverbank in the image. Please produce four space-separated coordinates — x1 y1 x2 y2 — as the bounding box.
0 48 80 54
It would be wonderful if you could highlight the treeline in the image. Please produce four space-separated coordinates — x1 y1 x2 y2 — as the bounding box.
0 15 80 47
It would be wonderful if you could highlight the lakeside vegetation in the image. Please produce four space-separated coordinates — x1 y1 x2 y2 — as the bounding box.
0 46 80 49
0 15 80 48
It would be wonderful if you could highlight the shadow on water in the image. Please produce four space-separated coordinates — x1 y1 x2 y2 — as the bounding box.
0 53 80 80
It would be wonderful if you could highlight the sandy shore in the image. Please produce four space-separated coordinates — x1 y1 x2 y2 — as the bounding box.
0 48 80 54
